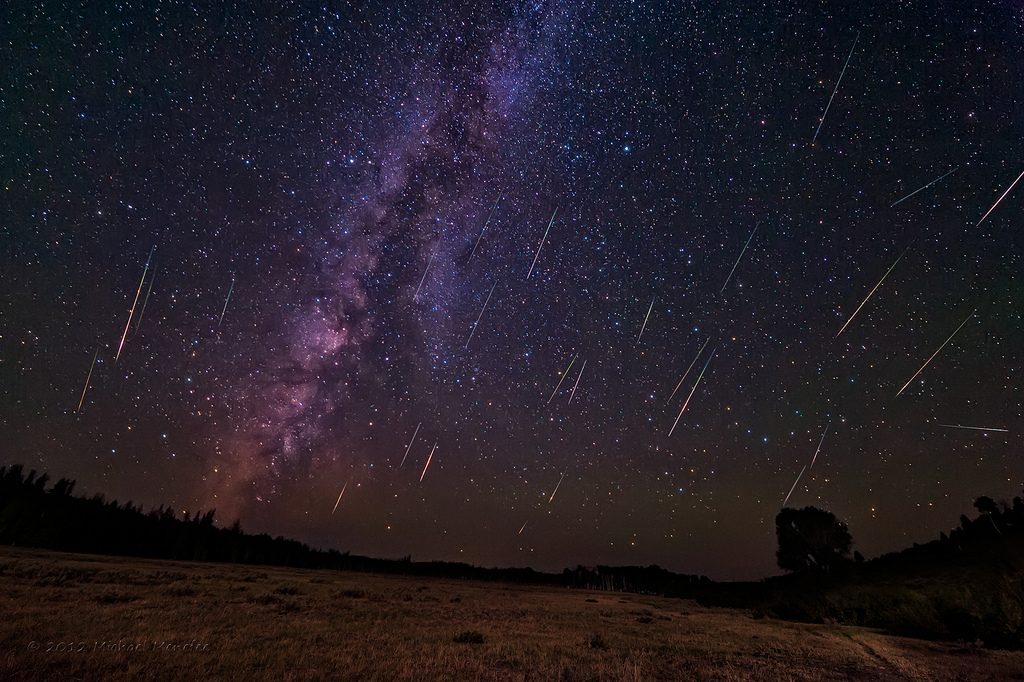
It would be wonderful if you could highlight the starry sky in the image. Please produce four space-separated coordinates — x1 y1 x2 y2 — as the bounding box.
3 1 1022 580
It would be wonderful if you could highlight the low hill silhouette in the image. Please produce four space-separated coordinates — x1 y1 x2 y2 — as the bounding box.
1 464 1021 647
701 496 1024 648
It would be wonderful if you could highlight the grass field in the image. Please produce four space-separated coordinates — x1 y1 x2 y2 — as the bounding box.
0 548 1021 680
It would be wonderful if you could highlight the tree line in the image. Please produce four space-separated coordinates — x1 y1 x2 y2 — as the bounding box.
0 464 708 591
3 462 1022 647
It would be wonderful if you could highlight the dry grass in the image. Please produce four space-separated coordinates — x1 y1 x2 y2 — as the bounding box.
0 547 1021 681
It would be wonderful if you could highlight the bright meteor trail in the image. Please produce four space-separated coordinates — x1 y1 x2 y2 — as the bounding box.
891 167 958 207
812 32 859 144
217 275 235 329
782 466 807 507
668 338 711 404
399 422 421 468
836 248 908 337
637 297 655 343
526 208 556 280
567 359 586 405
895 311 975 397
720 222 759 294
938 424 1009 433
114 245 155 362
413 243 439 302
75 347 99 413
976 168 1024 226
420 441 437 482
331 480 349 514
669 347 717 436
134 262 156 336
468 194 501 263
547 354 577 404
548 471 566 503
465 280 497 349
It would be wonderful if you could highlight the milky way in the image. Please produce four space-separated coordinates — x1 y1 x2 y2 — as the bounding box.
4 1 1023 579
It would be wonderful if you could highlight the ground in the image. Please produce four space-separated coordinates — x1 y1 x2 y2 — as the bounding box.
0 548 1021 680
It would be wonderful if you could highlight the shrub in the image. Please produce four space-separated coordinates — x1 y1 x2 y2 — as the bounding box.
453 630 485 644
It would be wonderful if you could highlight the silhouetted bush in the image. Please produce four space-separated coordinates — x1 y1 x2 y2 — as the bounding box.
776 507 852 573
453 630 485 644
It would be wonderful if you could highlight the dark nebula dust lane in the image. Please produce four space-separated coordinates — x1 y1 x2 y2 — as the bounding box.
3 1 1023 579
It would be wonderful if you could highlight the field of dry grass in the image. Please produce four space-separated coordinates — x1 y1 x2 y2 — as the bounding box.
0 547 1021 681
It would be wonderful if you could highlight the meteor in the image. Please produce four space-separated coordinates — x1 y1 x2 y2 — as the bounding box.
567 359 587 405
114 245 155 362
419 441 437 482
976 168 1024 226
75 347 100 413
548 471 566 504
399 422 421 468
547 354 578 404
465 280 497 349
809 421 831 469
895 311 975 397
835 248 908 337
526 208 557 280
413 243 439 302
812 32 860 144
891 167 958 207
782 466 807 507
668 347 717 436
468 194 501 262
667 337 711 404
637 297 655 343
518 521 528 535
331 480 350 514
720 221 759 294
938 424 1008 433
217 275 235 329
134 262 157 333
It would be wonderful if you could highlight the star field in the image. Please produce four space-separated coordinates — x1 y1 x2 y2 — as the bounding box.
3 1 1022 579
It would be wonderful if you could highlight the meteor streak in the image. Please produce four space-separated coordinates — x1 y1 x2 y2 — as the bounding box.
413 243 439 302
547 354 578 404
567 359 586 405
420 441 437 482
976 168 1024 226
399 422 422 468
891 167 958 207
465 280 497 349
526 208 556 280
809 421 831 469
548 472 566 504
75 347 99 413
895 311 975 397
835 248 908 337
667 338 711 403
668 347 717 436
720 222 759 293
217 275 235 329
134 263 157 333
468 195 501 262
637 297 655 343
331 480 350 514
518 521 527 535
812 32 860 144
938 424 1009 433
114 245 155 362
782 466 806 507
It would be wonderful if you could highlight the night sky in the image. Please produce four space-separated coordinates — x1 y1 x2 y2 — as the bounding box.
3 1 1022 580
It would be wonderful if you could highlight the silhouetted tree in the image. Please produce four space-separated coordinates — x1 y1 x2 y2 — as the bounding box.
974 496 999 515
775 506 853 572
